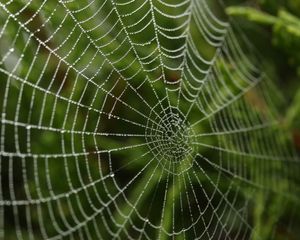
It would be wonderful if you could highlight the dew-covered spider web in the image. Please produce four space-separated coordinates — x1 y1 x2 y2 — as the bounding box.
0 0 299 239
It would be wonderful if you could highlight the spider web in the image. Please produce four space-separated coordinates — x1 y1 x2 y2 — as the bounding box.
0 0 299 239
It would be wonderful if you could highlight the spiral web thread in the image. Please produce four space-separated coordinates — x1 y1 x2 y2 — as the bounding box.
0 0 299 239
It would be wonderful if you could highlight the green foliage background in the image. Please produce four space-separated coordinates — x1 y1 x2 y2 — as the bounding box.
226 0 300 238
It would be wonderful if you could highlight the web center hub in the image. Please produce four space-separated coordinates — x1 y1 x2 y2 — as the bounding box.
145 106 197 175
